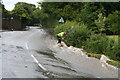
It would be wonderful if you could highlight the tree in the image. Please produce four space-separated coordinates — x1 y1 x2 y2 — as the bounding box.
11 2 39 25
29 7 41 25
106 10 119 35
14 2 36 14
0 2 8 13
79 2 105 31
11 6 31 24
39 2 83 28
95 13 106 34
101 2 120 16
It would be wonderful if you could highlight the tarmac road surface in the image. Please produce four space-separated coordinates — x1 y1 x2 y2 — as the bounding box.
0 27 118 79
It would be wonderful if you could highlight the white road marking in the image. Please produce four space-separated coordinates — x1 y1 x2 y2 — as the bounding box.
31 55 47 71
24 30 47 71
25 42 29 50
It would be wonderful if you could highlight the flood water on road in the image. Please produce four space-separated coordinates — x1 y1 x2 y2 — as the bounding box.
0 27 118 79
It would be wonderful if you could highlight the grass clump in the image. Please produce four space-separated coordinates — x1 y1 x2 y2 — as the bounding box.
86 53 102 59
107 60 120 68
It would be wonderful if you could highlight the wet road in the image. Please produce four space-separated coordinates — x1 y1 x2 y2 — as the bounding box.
0 27 118 79
0 35 2 79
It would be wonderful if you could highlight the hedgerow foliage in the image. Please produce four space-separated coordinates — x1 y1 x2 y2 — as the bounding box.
54 21 120 61
54 21 92 47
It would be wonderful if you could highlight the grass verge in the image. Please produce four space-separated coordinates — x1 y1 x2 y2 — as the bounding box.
107 60 120 68
86 53 120 68
86 53 102 59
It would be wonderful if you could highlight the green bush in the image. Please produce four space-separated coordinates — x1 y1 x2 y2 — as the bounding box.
84 34 120 61
54 21 80 34
54 21 92 47
106 42 120 61
54 21 120 61
84 34 109 54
